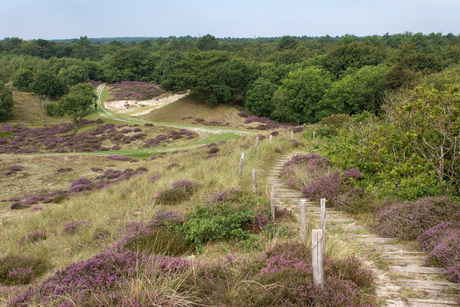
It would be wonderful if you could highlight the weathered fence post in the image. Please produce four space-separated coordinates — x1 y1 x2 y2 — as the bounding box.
312 229 324 288
299 199 307 242
269 135 272 142
313 131 316 140
252 169 257 192
270 186 276 221
255 136 259 147
239 157 243 177
291 131 294 139
320 198 326 252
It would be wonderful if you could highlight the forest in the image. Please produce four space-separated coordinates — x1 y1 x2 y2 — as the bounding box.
2 32 460 124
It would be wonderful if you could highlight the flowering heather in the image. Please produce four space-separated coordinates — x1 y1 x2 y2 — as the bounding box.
18 231 47 246
205 154 217 159
57 167 73 173
30 207 43 211
375 197 460 240
210 188 244 204
171 180 199 193
106 155 132 161
149 174 161 182
257 134 266 140
343 167 362 183
129 159 139 163
10 202 29 210
237 111 249 117
9 165 23 171
209 147 220 154
62 221 92 235
4 170 16 176
7 250 190 307
109 81 165 100
167 163 179 170
153 180 199 205
171 134 183 140
0 255 48 286
417 222 460 282
270 131 279 136
302 171 343 202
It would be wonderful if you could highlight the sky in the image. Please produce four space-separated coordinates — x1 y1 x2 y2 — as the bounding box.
1 0 460 40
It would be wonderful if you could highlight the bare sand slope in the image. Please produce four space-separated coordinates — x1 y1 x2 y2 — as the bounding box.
103 92 189 116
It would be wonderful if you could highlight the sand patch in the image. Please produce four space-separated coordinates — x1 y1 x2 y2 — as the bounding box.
103 92 189 116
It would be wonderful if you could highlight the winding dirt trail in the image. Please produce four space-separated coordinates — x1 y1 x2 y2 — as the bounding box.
95 84 254 145
267 152 458 307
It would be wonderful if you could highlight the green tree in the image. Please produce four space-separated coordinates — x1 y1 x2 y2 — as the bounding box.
57 83 97 131
271 67 333 124
58 65 88 87
244 78 278 117
319 65 390 118
196 34 219 51
165 51 256 105
11 68 34 91
31 71 67 122
0 83 15 121
277 35 299 51
106 47 154 81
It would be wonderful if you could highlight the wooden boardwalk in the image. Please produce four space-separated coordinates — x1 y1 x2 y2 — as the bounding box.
267 153 459 307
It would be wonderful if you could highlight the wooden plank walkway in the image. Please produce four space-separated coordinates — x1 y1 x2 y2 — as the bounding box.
267 152 459 307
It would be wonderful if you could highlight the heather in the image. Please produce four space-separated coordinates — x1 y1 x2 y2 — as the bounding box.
374 197 460 240
0 121 195 154
0 255 49 286
153 180 200 205
418 221 460 283
109 81 166 100
279 153 362 205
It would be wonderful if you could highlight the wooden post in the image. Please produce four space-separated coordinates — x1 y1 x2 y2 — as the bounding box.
252 169 257 192
239 157 243 177
299 199 307 242
255 136 259 147
312 229 324 288
241 152 245 160
269 135 272 142
320 198 326 252
270 186 276 221
313 131 316 140
291 131 294 139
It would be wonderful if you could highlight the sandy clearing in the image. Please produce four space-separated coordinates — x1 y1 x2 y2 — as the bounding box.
103 92 189 116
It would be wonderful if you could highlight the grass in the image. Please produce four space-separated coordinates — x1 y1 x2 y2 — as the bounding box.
0 86 385 306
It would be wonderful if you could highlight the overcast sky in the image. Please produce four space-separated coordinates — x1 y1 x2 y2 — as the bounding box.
1 0 459 40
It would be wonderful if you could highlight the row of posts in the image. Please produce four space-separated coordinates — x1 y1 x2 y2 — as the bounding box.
271 188 326 287
241 134 324 286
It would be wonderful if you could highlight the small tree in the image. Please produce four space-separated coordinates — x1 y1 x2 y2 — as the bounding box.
31 71 66 122
0 83 15 121
58 83 97 132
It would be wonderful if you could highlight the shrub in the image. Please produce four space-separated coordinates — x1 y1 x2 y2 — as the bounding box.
106 155 131 161
10 202 29 210
208 147 220 154
153 180 199 205
375 197 460 240
18 231 47 246
5 170 16 176
166 163 179 170
149 174 161 182
62 221 92 235
417 221 460 283
9 165 23 171
57 167 72 173
172 202 264 246
302 171 343 202
237 111 249 117
0 255 48 285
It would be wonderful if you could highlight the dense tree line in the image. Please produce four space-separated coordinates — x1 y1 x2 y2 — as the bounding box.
1 32 460 123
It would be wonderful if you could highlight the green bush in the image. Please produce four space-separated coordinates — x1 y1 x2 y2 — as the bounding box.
124 229 192 256
172 202 258 246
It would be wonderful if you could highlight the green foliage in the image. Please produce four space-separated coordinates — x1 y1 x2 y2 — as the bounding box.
0 82 15 121
57 83 97 131
172 202 257 246
319 65 390 118
197 34 219 51
321 41 382 77
277 35 299 51
244 77 278 117
166 51 257 105
271 67 333 124
58 65 88 86
106 47 155 82
11 68 34 91
31 71 66 98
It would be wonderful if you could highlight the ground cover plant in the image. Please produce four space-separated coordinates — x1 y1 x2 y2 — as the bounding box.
0 120 196 154
108 81 166 101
